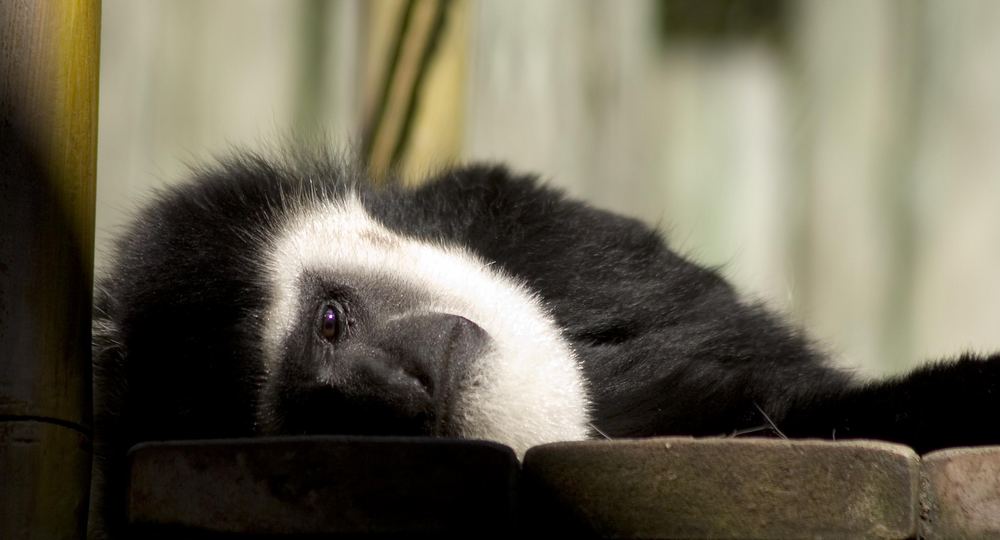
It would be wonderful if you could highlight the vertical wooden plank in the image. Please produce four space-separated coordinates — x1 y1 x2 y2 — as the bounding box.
789 0 911 373
463 0 591 190
0 1 101 538
94 0 307 271
909 0 1000 364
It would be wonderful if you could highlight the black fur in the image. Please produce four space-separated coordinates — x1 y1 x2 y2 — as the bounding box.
91 155 1000 537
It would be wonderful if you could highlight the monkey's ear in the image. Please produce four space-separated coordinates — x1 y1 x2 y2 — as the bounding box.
89 286 129 539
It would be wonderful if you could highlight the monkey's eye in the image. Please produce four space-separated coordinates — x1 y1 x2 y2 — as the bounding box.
319 302 347 342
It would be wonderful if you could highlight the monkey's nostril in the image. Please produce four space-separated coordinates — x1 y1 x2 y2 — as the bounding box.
401 363 435 396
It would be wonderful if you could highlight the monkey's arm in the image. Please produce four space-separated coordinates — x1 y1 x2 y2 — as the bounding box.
778 354 1000 454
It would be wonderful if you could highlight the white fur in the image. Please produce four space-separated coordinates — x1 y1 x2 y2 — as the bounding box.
261 193 591 456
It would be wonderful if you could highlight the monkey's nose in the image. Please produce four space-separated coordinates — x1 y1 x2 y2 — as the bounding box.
376 312 492 402
376 312 492 436
345 312 493 436
276 313 493 438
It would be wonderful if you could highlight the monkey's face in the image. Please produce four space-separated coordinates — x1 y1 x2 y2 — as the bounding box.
259 273 492 439
256 194 591 455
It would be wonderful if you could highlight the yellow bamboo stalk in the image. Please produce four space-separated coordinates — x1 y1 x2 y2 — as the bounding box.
0 1 101 539
399 0 467 185
362 0 466 183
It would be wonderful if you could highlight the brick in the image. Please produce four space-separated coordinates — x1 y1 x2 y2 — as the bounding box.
921 445 1000 539
127 436 518 538
522 437 918 539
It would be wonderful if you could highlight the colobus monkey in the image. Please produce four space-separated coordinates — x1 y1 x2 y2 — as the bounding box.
90 155 1000 537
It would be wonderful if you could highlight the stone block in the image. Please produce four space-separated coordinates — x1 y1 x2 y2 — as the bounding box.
523 437 918 539
127 436 519 538
921 445 1000 539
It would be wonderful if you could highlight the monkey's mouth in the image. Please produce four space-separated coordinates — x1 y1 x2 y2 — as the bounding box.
263 371 469 439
